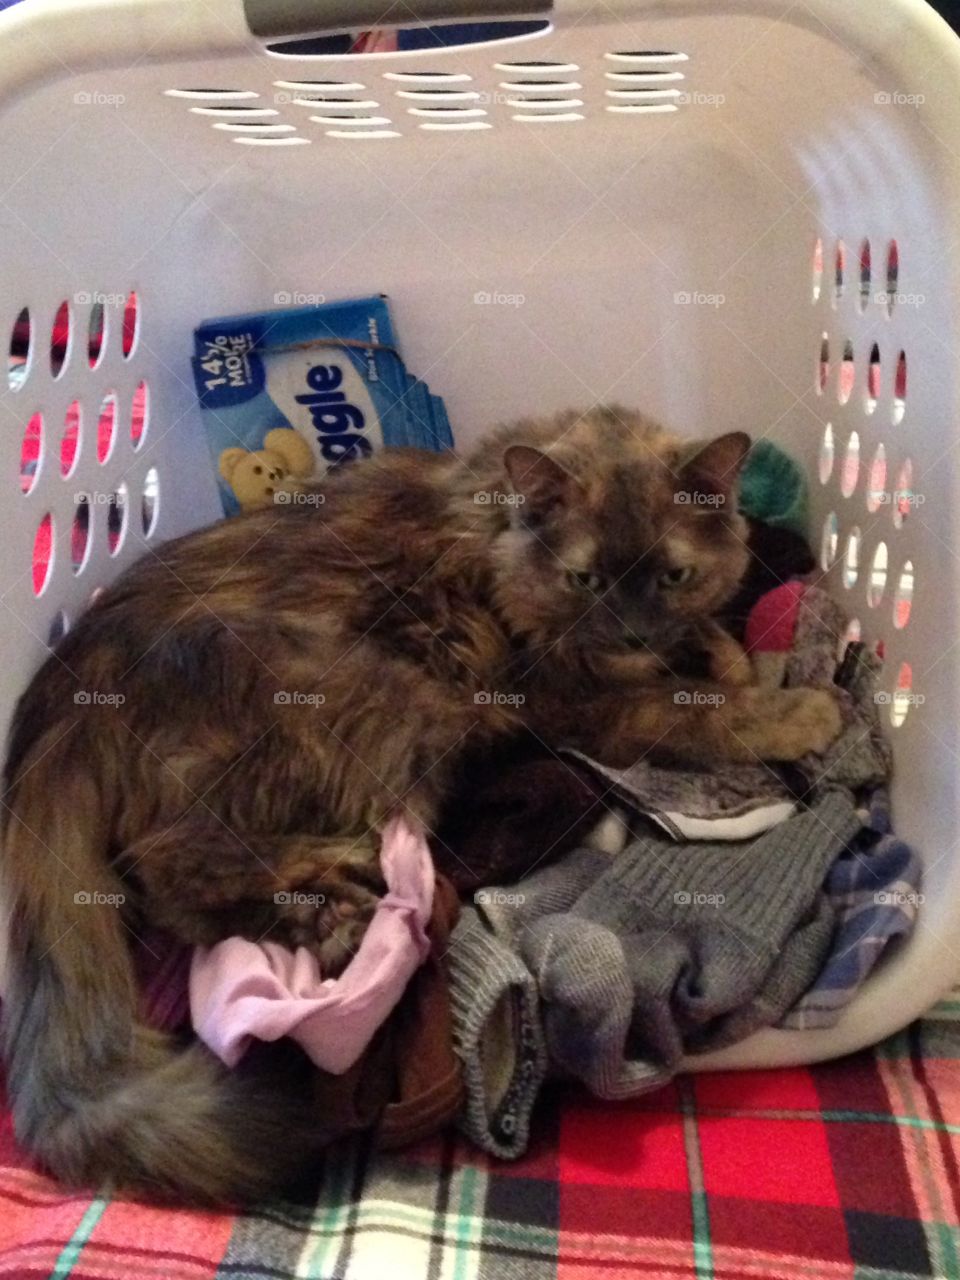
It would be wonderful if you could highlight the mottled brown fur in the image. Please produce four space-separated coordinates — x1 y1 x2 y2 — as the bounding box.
0 405 841 1203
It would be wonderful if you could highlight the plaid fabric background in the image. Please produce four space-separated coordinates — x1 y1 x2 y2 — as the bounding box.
2 991 959 1279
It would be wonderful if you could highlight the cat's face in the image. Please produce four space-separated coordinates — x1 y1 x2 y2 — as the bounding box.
494 432 751 655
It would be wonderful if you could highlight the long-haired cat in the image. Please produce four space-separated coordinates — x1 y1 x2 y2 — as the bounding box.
0 406 841 1203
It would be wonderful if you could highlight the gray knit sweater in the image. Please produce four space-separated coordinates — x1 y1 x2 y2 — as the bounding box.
449 788 861 1157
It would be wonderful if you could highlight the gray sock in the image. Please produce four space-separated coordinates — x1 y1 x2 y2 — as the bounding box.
446 907 547 1159
519 790 860 1086
522 913 671 1099
475 844 611 943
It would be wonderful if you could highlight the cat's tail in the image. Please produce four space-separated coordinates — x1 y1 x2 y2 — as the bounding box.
1 730 317 1205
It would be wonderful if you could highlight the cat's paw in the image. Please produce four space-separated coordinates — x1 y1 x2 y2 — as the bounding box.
274 869 384 976
709 642 754 687
752 687 844 760
698 623 754 687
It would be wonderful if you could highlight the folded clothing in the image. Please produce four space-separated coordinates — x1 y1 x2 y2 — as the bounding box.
567 749 802 842
190 814 433 1075
783 787 923 1029
451 788 861 1157
448 572 919 1158
793 625 892 792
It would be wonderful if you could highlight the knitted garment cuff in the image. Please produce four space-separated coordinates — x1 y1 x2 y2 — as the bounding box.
447 909 547 1160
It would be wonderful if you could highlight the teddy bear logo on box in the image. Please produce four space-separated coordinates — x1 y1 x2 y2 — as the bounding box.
218 428 316 512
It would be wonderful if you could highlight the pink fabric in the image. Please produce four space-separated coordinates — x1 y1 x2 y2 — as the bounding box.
189 815 434 1075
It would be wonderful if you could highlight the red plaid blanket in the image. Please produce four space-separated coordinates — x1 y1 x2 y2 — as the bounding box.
2 990 959 1279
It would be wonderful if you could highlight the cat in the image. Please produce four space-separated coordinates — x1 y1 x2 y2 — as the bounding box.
0 405 841 1204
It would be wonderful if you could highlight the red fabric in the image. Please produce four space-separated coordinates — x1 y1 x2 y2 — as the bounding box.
744 578 805 654
1 989 959 1278
697 1112 840 1206
560 1088 688 1191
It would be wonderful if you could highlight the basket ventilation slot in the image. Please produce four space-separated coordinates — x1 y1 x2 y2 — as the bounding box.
164 49 694 139
13 295 160 611
813 234 919 709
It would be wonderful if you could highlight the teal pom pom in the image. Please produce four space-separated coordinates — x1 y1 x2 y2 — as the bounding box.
738 440 809 538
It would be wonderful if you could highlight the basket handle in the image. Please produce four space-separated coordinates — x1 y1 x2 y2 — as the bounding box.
243 0 551 40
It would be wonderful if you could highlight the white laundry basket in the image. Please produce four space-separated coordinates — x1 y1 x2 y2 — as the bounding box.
0 0 957 1069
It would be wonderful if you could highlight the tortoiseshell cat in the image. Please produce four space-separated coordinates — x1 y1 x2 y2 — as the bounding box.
1 406 841 1203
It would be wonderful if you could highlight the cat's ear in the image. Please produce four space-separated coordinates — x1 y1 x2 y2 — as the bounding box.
503 445 578 516
676 432 751 507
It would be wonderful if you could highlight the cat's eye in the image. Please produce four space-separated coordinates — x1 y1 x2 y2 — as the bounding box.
659 565 695 588
568 570 605 592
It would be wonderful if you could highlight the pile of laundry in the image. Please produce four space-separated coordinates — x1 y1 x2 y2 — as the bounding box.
134 445 922 1160
437 573 920 1158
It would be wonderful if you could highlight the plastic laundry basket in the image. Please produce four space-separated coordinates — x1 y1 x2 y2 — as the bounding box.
0 0 958 1068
